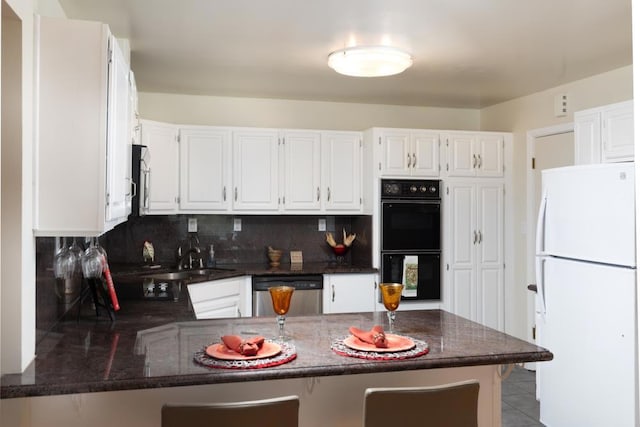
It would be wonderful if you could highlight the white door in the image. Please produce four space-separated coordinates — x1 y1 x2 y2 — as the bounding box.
538 257 636 427
232 130 280 211
282 131 322 211
475 182 504 331
380 131 411 176
446 133 476 177
601 101 634 162
574 111 601 164
105 37 131 222
179 128 231 211
140 120 179 214
323 132 362 211
447 182 476 321
412 132 440 176
323 274 376 313
475 134 503 177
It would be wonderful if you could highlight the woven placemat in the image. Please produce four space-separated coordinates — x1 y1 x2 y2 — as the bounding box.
331 335 429 360
194 340 297 369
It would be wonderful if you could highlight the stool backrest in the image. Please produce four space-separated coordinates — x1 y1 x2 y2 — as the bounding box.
162 395 299 427
364 380 480 427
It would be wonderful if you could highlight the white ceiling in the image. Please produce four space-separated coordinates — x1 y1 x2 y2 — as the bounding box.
57 0 632 108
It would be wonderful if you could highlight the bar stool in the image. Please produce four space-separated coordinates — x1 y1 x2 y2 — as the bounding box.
363 380 480 427
162 395 299 427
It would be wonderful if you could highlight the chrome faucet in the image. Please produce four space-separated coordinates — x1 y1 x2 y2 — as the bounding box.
177 233 203 270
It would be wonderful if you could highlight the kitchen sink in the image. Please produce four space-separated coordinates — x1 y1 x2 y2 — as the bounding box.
142 267 235 282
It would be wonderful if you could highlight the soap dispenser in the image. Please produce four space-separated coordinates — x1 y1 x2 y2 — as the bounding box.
207 244 216 268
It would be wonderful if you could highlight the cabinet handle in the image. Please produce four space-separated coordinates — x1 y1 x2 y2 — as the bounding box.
332 284 335 302
472 154 478 168
128 177 136 198
327 187 331 202
477 154 482 168
473 230 478 244
407 153 411 168
234 187 238 201
237 308 241 317
478 230 482 243
317 187 320 201
412 153 417 168
223 186 226 201
143 169 150 210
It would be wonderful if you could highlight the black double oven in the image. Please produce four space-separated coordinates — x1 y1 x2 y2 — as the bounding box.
380 179 441 301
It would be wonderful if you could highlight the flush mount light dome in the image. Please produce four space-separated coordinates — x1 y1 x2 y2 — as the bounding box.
327 46 413 77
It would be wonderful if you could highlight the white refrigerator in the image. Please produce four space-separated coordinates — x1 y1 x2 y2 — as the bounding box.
535 162 637 427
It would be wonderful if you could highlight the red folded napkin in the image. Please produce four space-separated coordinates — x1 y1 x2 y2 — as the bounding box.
221 335 265 356
349 325 388 348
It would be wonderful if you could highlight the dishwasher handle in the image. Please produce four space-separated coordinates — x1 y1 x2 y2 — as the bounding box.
251 275 323 291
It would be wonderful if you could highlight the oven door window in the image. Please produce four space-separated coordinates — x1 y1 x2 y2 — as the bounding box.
382 202 440 251
381 253 441 300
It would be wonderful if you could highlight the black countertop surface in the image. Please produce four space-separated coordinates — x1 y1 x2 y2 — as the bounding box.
1 301 552 399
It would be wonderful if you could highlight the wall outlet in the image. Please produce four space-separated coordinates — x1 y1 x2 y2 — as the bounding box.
318 218 326 231
233 218 242 232
188 218 198 232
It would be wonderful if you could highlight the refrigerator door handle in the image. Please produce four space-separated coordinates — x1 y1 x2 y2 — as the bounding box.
535 257 547 317
535 191 548 254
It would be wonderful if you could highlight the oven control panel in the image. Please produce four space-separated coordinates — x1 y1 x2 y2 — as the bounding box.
381 179 440 199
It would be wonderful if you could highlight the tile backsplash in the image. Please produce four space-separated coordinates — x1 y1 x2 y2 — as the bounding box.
36 214 372 336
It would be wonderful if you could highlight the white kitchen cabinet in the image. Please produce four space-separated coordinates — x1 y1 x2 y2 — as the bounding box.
377 129 440 177
139 120 180 214
187 276 251 319
445 132 504 178
281 130 322 211
322 131 362 211
179 127 231 211
323 273 376 313
445 180 504 331
34 16 132 236
232 129 280 211
574 100 634 164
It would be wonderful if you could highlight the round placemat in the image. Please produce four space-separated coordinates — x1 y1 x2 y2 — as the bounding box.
331 335 429 360
194 340 297 369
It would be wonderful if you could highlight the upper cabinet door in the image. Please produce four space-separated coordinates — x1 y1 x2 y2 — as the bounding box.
140 120 179 214
282 131 322 211
574 111 601 165
322 131 362 211
105 37 131 223
179 127 231 211
232 129 280 211
601 101 634 163
447 133 476 177
412 131 440 176
380 131 412 176
475 134 504 177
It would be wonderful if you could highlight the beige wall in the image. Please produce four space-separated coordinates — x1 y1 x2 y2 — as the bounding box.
139 92 481 131
480 65 633 340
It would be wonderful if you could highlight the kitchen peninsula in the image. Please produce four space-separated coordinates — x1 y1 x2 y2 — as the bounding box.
1 303 552 427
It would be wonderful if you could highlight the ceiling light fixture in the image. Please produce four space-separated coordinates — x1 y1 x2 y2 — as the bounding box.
327 46 413 77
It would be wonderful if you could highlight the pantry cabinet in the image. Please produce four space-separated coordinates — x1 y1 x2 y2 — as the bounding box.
140 120 179 214
323 273 377 313
377 129 440 177
445 133 504 178
179 127 231 211
187 276 251 319
34 16 132 236
445 180 504 331
281 131 322 211
322 132 362 211
574 100 634 164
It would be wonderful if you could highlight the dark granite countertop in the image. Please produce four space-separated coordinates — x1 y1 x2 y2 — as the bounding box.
1 307 552 399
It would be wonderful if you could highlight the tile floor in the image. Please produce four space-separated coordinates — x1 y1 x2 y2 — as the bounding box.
502 365 544 426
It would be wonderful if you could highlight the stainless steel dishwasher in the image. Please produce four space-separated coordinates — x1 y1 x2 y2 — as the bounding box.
252 275 323 316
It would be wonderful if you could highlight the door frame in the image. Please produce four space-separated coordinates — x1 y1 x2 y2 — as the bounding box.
525 122 574 346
